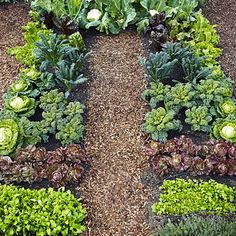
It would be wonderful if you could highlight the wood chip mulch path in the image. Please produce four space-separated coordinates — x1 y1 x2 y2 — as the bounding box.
0 1 30 105
80 31 151 236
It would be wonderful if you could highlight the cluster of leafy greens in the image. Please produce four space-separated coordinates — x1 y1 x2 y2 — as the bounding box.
155 215 236 236
146 136 236 176
0 144 89 187
0 184 86 235
142 42 236 142
152 178 236 215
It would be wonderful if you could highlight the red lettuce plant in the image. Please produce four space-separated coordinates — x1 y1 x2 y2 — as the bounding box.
146 135 236 177
0 144 89 187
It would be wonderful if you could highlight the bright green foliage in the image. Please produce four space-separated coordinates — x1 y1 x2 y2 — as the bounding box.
218 99 236 117
177 12 222 69
142 82 170 108
212 118 236 143
144 107 182 142
86 0 136 34
185 106 212 132
39 90 85 145
0 118 23 156
31 0 84 21
166 83 196 110
196 78 233 106
152 178 236 215
155 216 236 236
0 185 86 235
4 95 36 117
8 20 53 67
68 32 85 52
142 52 178 82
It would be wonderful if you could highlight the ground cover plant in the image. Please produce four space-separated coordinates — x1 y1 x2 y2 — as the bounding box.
154 215 236 236
0 184 86 235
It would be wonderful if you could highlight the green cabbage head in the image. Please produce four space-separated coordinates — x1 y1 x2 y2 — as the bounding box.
0 119 23 155
10 79 32 93
5 95 36 117
213 120 236 143
218 99 236 117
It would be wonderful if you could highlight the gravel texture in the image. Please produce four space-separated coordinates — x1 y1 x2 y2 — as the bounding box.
80 31 151 236
0 1 30 105
203 0 236 81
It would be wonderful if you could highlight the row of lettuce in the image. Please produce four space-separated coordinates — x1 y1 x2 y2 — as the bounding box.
0 0 236 235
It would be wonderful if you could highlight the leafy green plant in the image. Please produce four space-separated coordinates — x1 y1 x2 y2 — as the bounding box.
85 0 136 34
144 107 182 142
0 118 23 156
196 78 234 106
212 118 236 143
152 178 236 215
4 95 36 117
39 90 85 145
142 82 170 108
155 215 236 236
185 106 212 132
0 144 89 187
8 20 53 67
142 52 178 82
218 99 236 117
165 83 196 110
146 135 236 177
0 184 86 235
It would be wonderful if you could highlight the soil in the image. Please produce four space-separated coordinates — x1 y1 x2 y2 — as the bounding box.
203 0 236 82
79 30 152 236
0 1 30 105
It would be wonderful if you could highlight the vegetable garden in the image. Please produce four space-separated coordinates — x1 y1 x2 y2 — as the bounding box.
0 0 235 235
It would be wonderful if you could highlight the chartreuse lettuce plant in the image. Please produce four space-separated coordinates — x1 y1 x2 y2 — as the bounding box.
144 107 182 142
185 106 212 132
155 215 236 236
152 178 236 215
0 185 86 235
217 99 236 117
9 17 53 67
0 119 23 156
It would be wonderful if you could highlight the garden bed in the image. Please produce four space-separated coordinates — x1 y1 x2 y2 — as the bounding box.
0 0 236 235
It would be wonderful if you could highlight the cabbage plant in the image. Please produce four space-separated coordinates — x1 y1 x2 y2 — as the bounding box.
0 119 23 156
218 99 236 117
213 119 236 143
4 95 36 117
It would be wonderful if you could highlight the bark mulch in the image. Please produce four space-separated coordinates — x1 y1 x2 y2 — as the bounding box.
0 1 30 105
203 0 236 81
79 31 151 236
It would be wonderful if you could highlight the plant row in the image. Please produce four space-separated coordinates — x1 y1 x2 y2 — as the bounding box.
146 135 236 176
0 184 86 235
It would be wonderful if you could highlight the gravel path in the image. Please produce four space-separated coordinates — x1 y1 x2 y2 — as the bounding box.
80 31 151 236
203 0 236 80
0 1 30 105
